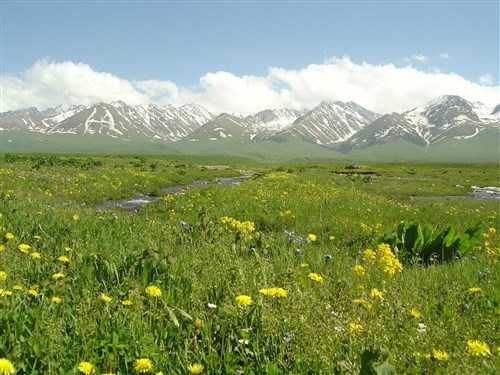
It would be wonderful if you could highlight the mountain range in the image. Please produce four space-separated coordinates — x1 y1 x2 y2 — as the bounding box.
1 95 498 152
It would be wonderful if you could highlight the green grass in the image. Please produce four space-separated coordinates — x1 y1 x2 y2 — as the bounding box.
2 129 498 162
0 155 499 374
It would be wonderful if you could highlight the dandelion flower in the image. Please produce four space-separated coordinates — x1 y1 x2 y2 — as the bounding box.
352 299 372 310
52 273 65 280
58 255 70 263
122 299 133 306
30 252 41 259
18 244 31 253
73 214 80 221
33 235 42 240
133 358 153 373
468 287 481 293
0 272 6 281
65 247 73 252
235 295 253 307
52 296 62 304
4 233 14 240
77 361 94 374
488 227 496 234
300 262 309 268
308 273 323 282
352 265 365 276
432 349 449 361
145 285 162 297
329 235 335 241
187 363 204 374
467 340 490 356
194 318 203 329
348 322 363 334
27 289 38 297
0 245 5 252
410 308 422 319
13 285 23 291
370 288 384 300
100 293 112 303
308 234 317 242
259 287 288 298
0 358 15 374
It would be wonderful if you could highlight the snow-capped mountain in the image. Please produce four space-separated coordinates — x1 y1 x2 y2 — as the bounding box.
343 95 499 149
185 108 308 141
1 102 214 140
275 101 380 145
1 95 498 149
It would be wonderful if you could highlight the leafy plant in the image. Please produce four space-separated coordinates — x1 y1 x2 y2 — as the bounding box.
379 222 483 264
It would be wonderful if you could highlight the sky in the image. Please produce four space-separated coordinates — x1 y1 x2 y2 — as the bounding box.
1 0 499 114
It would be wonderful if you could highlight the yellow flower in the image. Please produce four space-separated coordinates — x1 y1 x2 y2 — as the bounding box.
73 214 80 221
18 244 31 253
0 272 6 281
235 295 253 307
33 235 42 240
13 285 23 291
352 299 372 310
4 233 14 240
468 287 481 293
145 285 162 297
65 247 73 252
352 265 365 276
155 372 164 375
308 273 324 282
0 358 15 374
300 262 309 268
58 255 70 263
133 358 153 373
0 245 4 252
100 293 112 303
122 299 133 306
432 349 449 361
30 252 41 259
488 227 496 234
363 249 376 261
27 289 38 297
370 288 384 300
52 273 65 280
259 287 288 298
52 296 62 304
308 234 317 242
77 361 94 374
194 318 203 329
467 340 490 356
187 363 204 374
348 322 363 334
410 308 422 319
329 235 335 241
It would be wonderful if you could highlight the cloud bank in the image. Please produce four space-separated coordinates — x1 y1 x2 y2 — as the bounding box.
2 57 498 115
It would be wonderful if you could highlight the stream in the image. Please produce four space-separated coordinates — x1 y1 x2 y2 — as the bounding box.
410 186 500 201
97 173 252 212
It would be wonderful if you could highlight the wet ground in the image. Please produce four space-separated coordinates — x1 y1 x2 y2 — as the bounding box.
97 173 252 212
410 186 500 201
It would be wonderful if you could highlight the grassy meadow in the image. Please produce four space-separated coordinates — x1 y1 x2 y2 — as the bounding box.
0 154 499 374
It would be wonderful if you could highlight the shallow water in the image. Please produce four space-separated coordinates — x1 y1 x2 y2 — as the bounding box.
97 174 252 212
410 186 500 201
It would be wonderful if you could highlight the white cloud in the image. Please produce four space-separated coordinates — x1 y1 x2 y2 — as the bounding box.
402 54 429 64
439 52 450 59
478 74 495 87
1 57 499 115
1 59 149 111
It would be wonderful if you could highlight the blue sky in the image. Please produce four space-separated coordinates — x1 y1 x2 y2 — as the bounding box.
1 1 499 113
